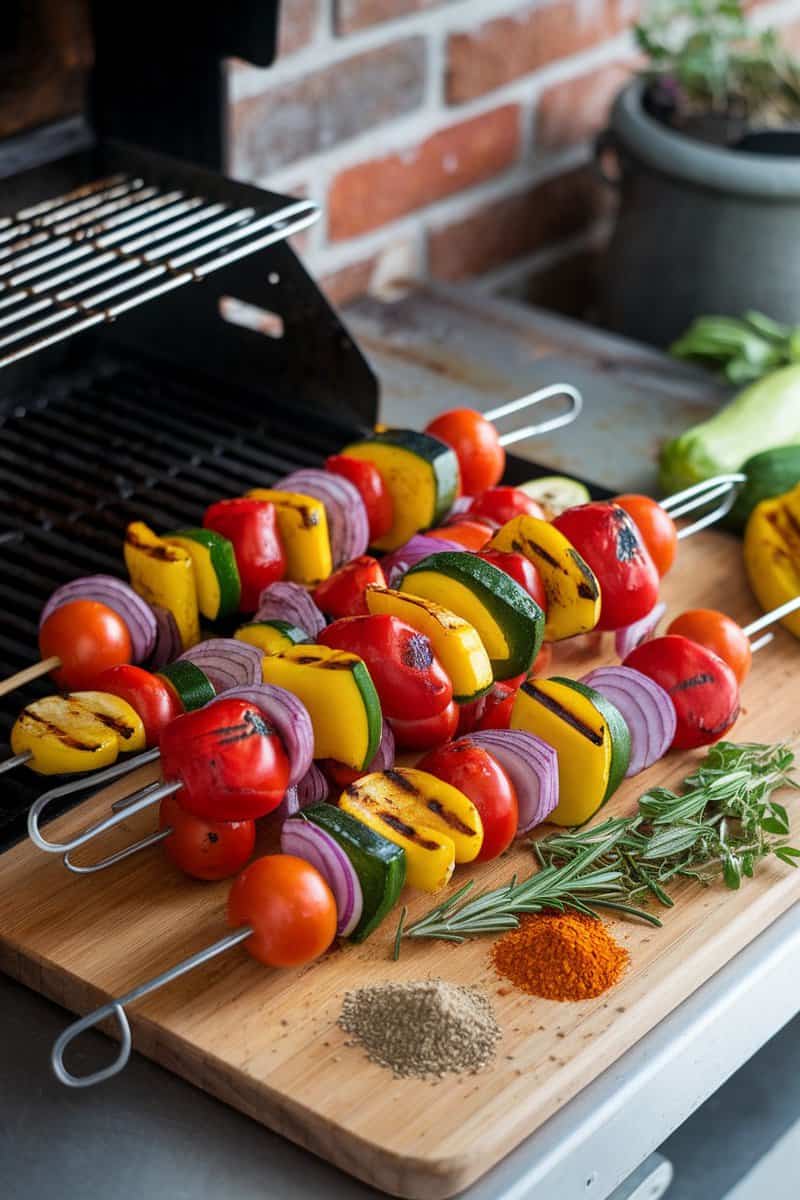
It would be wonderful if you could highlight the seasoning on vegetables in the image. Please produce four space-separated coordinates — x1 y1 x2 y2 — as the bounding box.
339 980 501 1078
491 912 629 1001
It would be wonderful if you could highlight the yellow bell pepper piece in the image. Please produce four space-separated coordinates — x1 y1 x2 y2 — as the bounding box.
365 586 492 703
511 679 611 826
11 695 119 775
234 620 308 656
744 483 800 639
247 489 332 586
124 521 200 649
69 692 146 754
489 514 600 641
261 644 381 769
339 767 483 891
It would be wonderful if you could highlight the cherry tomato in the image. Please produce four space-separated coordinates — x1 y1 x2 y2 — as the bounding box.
468 487 545 527
39 599 132 691
666 608 752 683
318 614 453 720
615 494 678 578
429 520 494 551
325 454 393 542
424 408 504 496
623 634 740 750
389 700 459 750
477 549 548 611
554 502 660 631
160 699 290 821
95 664 182 746
227 854 337 967
313 556 386 620
419 741 518 861
158 792 255 881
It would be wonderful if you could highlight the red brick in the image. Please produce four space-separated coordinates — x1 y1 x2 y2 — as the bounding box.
427 166 613 280
229 39 426 177
446 1 636 104
320 256 381 307
278 0 320 57
537 61 635 149
335 0 443 34
328 106 521 241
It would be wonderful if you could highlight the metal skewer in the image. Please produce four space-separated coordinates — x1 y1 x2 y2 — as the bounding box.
743 595 800 653
52 927 253 1088
27 748 163 854
661 474 746 539
483 383 583 447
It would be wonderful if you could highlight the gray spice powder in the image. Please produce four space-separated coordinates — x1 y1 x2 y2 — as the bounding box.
339 979 501 1079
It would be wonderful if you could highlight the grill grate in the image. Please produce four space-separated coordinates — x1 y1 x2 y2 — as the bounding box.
0 351 363 846
0 174 319 369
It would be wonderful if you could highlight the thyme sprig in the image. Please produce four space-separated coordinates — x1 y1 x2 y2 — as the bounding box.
393 741 799 959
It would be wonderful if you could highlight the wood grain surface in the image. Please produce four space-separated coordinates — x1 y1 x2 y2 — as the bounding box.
1 526 798 1199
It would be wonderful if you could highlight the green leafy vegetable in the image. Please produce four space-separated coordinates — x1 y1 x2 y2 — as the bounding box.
671 311 800 384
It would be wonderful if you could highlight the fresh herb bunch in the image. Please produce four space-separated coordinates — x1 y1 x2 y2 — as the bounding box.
636 0 800 123
393 742 798 957
671 310 800 383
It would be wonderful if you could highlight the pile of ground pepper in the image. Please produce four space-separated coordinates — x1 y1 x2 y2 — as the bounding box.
491 911 629 1001
339 979 501 1078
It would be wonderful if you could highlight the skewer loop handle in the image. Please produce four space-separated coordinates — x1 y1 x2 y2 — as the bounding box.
27 747 163 854
52 927 253 1088
662 474 746 540
485 383 583 447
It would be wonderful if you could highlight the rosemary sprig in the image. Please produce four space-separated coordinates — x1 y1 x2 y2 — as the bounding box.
393 824 661 960
393 741 799 958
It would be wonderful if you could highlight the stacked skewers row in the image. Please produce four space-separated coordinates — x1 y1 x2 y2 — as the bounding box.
4 388 798 1088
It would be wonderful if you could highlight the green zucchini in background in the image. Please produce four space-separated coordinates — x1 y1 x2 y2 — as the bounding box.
659 363 800 495
724 445 800 531
299 804 406 942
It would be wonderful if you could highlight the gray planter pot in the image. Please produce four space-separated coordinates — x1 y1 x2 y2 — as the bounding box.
597 79 800 347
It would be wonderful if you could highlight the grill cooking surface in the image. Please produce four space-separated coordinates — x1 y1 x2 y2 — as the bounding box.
0 352 361 846
0 173 318 369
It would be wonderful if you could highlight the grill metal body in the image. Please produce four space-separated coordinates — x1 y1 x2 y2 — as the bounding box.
0 18 379 849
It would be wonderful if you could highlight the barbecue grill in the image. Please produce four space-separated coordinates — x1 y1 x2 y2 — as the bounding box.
0 1 381 848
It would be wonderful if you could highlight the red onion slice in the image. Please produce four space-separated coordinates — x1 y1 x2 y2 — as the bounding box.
149 605 182 670
281 818 363 937
297 762 329 806
255 581 325 639
464 729 559 834
580 665 676 776
40 574 157 663
179 638 263 693
215 683 313 787
371 721 395 771
614 601 666 659
276 469 368 567
381 535 465 586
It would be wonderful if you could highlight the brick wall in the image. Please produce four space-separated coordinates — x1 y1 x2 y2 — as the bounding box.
226 0 800 312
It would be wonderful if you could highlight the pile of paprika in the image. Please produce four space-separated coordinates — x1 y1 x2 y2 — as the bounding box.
490 911 629 1001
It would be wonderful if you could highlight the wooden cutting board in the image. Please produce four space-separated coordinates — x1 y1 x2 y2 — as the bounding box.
1 526 799 1200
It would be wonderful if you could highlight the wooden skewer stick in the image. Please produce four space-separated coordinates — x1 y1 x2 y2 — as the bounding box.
0 656 60 699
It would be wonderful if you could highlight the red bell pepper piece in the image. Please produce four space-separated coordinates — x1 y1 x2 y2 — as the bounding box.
389 700 459 750
159 698 290 821
325 454 393 542
429 519 494 550
477 549 548 611
468 486 545 527
318 613 453 720
312 555 386 620
553 502 660 631
203 498 286 612
623 634 740 750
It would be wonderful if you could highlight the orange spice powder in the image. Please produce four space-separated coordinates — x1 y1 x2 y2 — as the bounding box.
490 911 629 1001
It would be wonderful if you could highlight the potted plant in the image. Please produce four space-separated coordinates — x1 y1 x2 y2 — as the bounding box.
597 0 800 347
